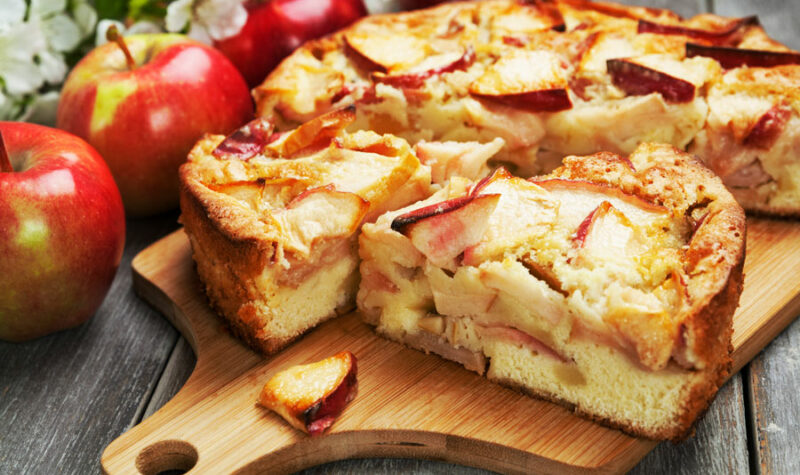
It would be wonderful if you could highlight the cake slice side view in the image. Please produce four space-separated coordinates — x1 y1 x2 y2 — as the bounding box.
357 142 745 441
179 108 432 354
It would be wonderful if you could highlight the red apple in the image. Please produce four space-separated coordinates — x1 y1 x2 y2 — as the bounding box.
259 350 358 436
215 0 367 88
607 58 696 103
57 32 254 217
685 42 800 69
0 122 125 342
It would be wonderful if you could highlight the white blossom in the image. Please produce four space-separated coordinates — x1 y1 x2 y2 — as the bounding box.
0 21 47 96
0 0 97 124
0 0 26 31
166 0 248 43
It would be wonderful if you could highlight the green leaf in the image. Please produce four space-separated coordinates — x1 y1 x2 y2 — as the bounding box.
128 0 169 21
93 0 127 21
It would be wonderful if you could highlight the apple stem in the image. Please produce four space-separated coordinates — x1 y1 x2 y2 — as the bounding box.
106 25 136 71
0 131 12 173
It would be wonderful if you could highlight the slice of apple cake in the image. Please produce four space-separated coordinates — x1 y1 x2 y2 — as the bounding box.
357 142 745 440
179 107 431 354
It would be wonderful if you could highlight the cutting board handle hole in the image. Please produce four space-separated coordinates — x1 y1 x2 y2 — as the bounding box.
135 440 198 475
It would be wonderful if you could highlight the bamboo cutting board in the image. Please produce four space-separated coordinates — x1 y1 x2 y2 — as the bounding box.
103 218 800 475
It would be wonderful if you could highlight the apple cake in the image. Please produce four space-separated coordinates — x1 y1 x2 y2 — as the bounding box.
357 142 746 440
255 0 800 215
179 107 431 354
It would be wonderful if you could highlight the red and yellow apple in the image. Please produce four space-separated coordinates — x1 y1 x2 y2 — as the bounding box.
57 33 254 217
0 122 125 342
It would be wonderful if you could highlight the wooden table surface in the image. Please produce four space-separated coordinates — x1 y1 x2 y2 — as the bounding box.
2 1 800 473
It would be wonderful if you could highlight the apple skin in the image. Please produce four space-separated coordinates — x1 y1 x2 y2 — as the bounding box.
57 34 254 217
607 58 695 103
214 0 367 88
0 122 125 342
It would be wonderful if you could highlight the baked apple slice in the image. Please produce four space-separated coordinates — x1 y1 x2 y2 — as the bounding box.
686 42 800 68
213 117 276 160
743 103 793 149
391 193 501 268
469 167 514 196
470 50 572 112
344 31 428 73
267 106 356 157
607 58 696 103
637 16 759 46
533 178 669 230
372 47 475 89
573 201 645 259
414 137 504 183
277 185 369 256
259 351 358 436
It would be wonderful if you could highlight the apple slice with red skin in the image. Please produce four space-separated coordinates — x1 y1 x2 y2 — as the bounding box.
572 201 645 261
415 137 503 183
259 351 358 436
573 200 612 247
391 193 501 268
344 31 429 73
533 179 666 213
474 90 572 113
743 103 793 149
268 106 356 157
686 42 800 69
213 117 276 160
637 16 759 46
372 47 475 89
469 167 513 196
607 58 696 103
470 50 572 112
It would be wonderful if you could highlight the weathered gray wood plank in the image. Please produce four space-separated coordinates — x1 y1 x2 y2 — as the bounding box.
614 0 705 18
0 214 181 474
746 317 800 474
138 336 196 423
715 0 800 49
